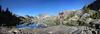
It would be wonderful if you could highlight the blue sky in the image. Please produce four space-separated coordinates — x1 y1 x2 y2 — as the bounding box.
0 0 94 16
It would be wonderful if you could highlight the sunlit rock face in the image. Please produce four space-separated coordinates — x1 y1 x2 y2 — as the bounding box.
1 0 100 34
1 10 100 34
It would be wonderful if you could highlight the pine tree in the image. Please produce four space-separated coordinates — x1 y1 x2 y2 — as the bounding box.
87 0 100 11
0 5 1 12
0 6 21 26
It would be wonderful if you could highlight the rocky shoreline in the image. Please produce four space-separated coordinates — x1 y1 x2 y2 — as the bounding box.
0 25 99 34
